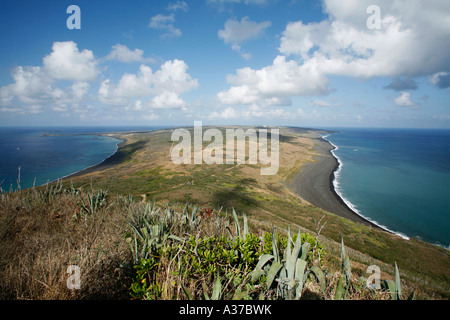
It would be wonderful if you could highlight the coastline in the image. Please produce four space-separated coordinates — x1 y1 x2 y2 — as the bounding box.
64 128 378 230
62 135 127 180
290 133 380 229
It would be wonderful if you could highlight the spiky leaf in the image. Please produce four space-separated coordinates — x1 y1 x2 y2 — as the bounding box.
295 258 307 299
266 261 283 289
271 227 280 262
212 276 222 300
335 275 347 300
232 209 240 238
394 262 402 300
309 265 326 292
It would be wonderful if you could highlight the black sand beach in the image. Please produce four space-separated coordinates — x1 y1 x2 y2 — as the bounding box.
65 129 378 229
290 134 378 228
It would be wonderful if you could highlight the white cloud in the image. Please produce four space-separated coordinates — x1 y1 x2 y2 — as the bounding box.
99 59 198 109
0 66 52 105
72 81 90 101
217 55 330 106
0 41 99 117
125 100 144 112
154 59 199 93
105 44 155 63
279 0 450 78
279 20 330 61
218 0 450 110
149 14 182 38
394 92 417 109
219 16 271 44
150 91 187 110
43 41 98 81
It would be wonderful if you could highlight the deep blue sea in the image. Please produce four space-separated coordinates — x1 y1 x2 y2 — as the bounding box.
0 126 167 191
322 128 450 247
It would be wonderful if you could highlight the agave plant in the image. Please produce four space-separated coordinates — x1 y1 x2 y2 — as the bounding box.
335 238 352 300
251 227 325 300
226 208 249 240
126 202 183 264
78 189 108 216
182 203 202 230
202 276 223 300
39 180 64 203
380 262 416 300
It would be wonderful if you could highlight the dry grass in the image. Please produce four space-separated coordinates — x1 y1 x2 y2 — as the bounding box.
66 126 449 300
0 185 390 300
0 185 131 299
1 126 448 300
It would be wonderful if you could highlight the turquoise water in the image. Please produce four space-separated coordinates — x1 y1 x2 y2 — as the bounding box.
323 128 450 247
0 126 166 191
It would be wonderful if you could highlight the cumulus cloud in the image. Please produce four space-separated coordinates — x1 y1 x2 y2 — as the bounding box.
105 44 155 63
71 81 90 101
43 41 99 81
279 0 450 78
99 59 198 110
0 66 52 106
0 41 199 121
217 55 330 106
218 0 450 109
0 41 99 115
150 91 187 110
394 92 418 109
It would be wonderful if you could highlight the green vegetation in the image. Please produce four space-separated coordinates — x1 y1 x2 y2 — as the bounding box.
0 183 425 300
0 127 448 300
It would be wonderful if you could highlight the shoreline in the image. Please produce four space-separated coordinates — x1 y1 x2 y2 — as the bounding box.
47 129 166 185
62 135 127 180
323 134 411 239
65 128 380 230
290 133 381 229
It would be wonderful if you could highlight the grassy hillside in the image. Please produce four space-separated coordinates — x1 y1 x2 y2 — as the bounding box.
0 126 448 299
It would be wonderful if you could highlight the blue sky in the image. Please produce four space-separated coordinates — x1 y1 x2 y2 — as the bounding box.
0 0 449 128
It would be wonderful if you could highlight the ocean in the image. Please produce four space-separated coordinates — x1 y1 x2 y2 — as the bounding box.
0 126 166 191
323 128 450 247
1 126 449 247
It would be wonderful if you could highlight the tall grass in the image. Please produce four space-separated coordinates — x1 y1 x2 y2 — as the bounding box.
0 183 131 299
0 184 413 300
